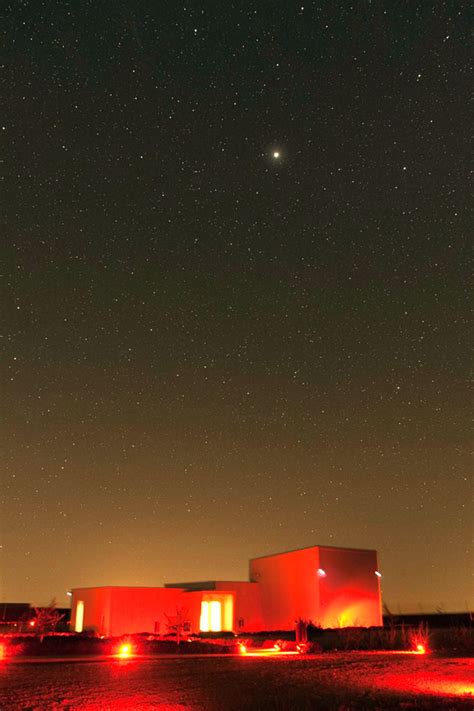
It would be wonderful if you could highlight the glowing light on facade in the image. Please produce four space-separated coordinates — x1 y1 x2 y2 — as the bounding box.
0 644 5 660
375 571 382 578
75 600 84 633
317 568 327 577
201 600 224 632
223 596 233 631
200 601 209 632
200 596 233 632
415 643 426 654
209 601 221 631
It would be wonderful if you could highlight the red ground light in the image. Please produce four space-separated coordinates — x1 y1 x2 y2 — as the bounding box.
368 653 473 699
239 643 300 657
116 643 133 659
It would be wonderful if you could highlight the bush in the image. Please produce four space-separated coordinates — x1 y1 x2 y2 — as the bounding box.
2 624 472 657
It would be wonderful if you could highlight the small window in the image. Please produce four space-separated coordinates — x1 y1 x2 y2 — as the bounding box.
75 600 84 633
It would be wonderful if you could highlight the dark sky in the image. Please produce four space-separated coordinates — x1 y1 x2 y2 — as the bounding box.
3 2 471 612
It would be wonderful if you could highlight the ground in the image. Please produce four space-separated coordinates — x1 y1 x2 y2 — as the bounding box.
1 652 472 710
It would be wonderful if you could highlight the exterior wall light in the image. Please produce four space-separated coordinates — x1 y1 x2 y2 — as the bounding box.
317 568 327 577
375 571 382 578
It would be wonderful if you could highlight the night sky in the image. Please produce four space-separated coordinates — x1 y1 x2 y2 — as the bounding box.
3 2 471 613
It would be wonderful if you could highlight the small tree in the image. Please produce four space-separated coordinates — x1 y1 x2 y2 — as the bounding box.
30 599 65 641
164 607 190 646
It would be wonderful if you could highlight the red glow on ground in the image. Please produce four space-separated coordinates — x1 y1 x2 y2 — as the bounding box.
433 682 474 697
365 649 429 657
240 650 300 657
239 644 299 658
379 672 473 698
363 654 473 699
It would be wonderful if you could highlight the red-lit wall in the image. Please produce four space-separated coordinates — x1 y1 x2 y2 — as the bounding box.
72 587 185 637
318 546 382 627
215 581 263 631
71 587 112 635
249 547 320 630
249 546 382 630
108 587 187 637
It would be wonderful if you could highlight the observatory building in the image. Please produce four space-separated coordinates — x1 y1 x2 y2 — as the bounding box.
71 544 382 637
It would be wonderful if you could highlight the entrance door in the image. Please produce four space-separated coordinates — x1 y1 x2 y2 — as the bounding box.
200 600 222 632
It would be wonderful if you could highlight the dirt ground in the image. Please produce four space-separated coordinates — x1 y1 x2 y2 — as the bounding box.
0 652 472 710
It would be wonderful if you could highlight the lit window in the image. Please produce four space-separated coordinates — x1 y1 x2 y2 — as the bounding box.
209 601 221 632
200 601 209 632
75 600 84 633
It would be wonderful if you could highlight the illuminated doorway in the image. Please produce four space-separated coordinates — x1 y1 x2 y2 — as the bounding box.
199 594 233 632
200 600 221 632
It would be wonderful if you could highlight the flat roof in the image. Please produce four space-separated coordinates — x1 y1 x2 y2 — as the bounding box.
72 581 254 592
249 543 377 562
71 585 183 592
165 580 252 589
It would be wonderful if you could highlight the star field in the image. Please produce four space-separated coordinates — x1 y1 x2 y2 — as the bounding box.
2 1 471 612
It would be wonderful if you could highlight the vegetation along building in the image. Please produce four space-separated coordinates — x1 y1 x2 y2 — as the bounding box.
71 544 382 637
